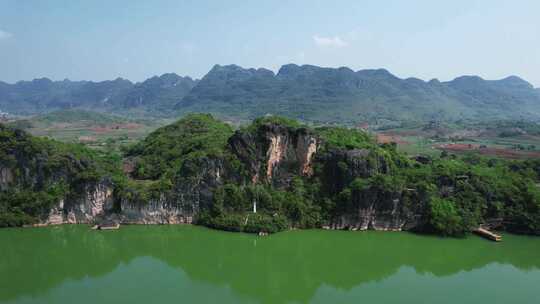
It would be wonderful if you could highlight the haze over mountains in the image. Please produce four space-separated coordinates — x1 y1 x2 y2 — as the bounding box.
1 64 539 124
0 74 197 116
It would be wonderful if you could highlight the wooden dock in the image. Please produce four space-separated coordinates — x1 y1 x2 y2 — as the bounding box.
474 227 502 242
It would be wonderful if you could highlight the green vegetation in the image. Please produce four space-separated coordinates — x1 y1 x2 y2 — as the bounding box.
3 65 540 126
0 124 122 227
198 181 320 233
378 119 540 159
126 113 234 180
7 109 165 153
315 126 376 151
196 117 539 236
2 114 539 237
176 64 540 125
27 109 129 125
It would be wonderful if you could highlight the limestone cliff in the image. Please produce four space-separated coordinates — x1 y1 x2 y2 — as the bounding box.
328 201 421 231
117 157 227 224
0 167 14 191
228 123 318 187
119 198 193 224
4 116 539 236
40 183 114 225
2 118 424 232
316 149 421 231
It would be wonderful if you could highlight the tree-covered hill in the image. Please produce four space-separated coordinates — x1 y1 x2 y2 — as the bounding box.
122 114 540 235
0 124 121 226
2 115 539 235
0 73 196 116
2 64 540 124
176 64 540 124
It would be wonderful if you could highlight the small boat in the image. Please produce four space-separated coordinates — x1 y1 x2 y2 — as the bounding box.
92 223 120 231
474 227 502 242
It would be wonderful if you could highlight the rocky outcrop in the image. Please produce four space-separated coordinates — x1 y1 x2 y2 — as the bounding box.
229 124 318 187
19 121 421 232
39 185 195 226
116 156 226 225
317 147 423 231
39 183 114 225
0 167 14 191
266 134 286 180
328 201 421 231
118 198 193 224
298 136 317 176
317 148 392 196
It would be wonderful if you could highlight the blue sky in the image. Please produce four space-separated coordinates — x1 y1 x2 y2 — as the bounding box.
0 0 539 86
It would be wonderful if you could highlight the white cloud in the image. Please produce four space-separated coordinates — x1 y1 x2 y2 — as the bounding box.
0 30 13 40
313 35 348 48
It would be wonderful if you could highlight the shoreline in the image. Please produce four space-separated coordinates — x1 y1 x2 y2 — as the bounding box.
13 222 519 241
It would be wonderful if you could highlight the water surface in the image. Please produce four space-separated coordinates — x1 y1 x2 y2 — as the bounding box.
0 225 539 303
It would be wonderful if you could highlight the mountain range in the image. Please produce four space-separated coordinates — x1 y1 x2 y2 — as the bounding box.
0 73 197 116
2 64 539 124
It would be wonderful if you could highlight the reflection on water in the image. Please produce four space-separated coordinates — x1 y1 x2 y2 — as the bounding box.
0 225 539 304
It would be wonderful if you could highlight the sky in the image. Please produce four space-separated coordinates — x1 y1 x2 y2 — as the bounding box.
0 0 539 86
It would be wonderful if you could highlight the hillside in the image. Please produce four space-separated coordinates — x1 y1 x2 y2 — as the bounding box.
176 64 540 124
1 64 540 124
0 73 197 116
3 115 539 236
0 124 121 226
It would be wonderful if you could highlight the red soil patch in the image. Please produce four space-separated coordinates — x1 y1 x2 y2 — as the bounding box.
376 133 408 145
436 143 540 159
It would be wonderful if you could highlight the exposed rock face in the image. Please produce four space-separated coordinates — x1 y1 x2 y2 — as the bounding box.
329 201 421 231
106 123 322 226
118 156 226 224
298 136 317 176
31 122 420 232
119 198 193 224
0 167 14 191
317 149 392 195
40 185 196 226
266 134 286 180
173 156 228 212
229 124 318 187
317 148 422 231
33 156 225 226
39 183 114 225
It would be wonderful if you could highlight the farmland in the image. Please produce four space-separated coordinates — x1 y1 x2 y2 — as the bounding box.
6 109 169 152
375 120 540 159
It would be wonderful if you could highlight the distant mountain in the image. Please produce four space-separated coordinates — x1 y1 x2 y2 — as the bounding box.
176 64 540 124
0 73 196 116
0 78 133 114
120 73 197 111
1 65 539 124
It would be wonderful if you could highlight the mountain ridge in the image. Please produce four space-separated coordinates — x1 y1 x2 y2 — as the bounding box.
1 66 535 92
176 64 540 124
0 73 197 116
1 64 539 124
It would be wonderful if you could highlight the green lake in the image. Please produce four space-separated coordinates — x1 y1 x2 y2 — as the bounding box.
0 225 539 304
